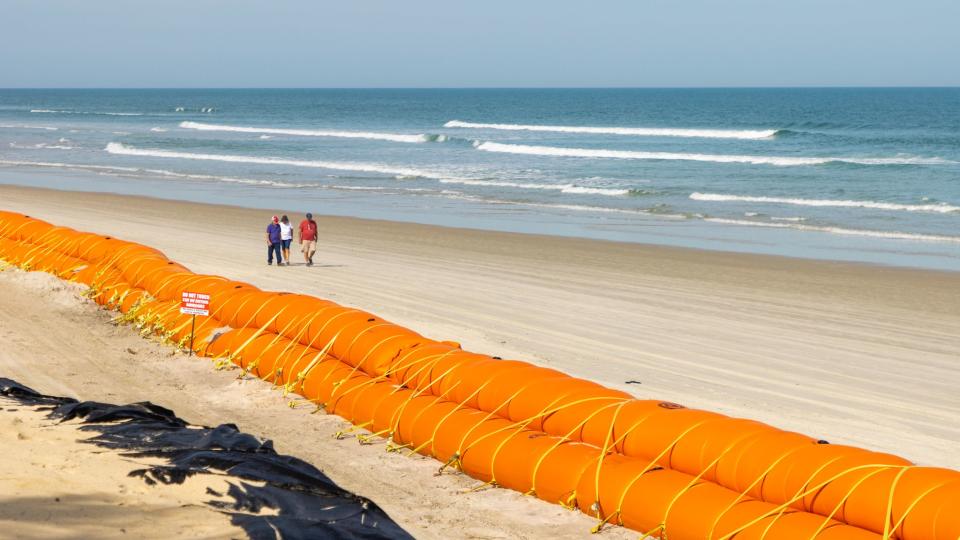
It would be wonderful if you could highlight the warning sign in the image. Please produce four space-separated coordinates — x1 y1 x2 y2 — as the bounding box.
180 291 210 316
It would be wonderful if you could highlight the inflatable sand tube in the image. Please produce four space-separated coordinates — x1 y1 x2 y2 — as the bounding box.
1 210 958 540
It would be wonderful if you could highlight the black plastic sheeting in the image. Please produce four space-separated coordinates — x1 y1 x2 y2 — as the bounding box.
0 378 413 540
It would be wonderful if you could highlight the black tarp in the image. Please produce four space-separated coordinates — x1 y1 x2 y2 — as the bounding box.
1 378 413 540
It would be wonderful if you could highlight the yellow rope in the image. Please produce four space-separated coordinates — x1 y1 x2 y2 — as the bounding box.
715 464 907 540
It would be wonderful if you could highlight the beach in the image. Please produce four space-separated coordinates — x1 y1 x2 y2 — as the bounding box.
3 88 959 272
1 182 958 536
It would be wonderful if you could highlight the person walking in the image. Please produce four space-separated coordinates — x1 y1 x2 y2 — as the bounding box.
266 215 283 266
298 212 318 266
279 215 293 266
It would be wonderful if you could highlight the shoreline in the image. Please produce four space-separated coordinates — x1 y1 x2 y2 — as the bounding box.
2 166 959 272
3 181 959 278
2 184 959 469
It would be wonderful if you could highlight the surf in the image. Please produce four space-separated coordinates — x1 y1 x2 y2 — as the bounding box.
474 141 953 167
179 121 433 144
433 177 631 196
104 143 634 196
31 109 144 116
106 142 440 177
445 120 778 140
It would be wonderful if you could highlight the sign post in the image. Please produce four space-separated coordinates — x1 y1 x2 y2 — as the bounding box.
179 291 210 357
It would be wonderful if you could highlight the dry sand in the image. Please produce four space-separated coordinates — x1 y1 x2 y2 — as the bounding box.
0 391 245 540
1 184 958 538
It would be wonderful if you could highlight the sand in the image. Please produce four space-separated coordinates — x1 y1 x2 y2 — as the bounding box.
1 183 958 537
0 393 245 540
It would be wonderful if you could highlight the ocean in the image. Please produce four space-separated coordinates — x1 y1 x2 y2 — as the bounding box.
1 88 958 270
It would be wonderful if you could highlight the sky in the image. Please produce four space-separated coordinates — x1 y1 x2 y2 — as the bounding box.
1 0 958 88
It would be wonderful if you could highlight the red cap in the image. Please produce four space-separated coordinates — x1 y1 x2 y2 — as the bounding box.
271 215 279 222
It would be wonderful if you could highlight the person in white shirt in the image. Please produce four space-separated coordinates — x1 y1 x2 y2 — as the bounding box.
279 215 294 266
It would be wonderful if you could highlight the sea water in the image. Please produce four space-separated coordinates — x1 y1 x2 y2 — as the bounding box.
1 88 958 270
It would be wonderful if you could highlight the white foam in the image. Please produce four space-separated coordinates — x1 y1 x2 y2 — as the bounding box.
103 142 633 196
150 127 168 132
8 143 74 150
690 192 960 214
433 177 629 196
105 142 441 178
0 123 59 131
704 218 960 243
31 109 143 116
474 142 953 167
179 121 430 144
445 120 778 140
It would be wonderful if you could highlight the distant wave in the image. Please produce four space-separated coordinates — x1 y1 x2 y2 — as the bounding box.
433 177 631 196
445 120 778 140
150 127 168 132
31 109 144 116
705 218 960 244
106 142 438 177
180 121 432 144
0 123 59 131
175 106 216 113
8 142 74 150
691 192 960 214
474 141 954 167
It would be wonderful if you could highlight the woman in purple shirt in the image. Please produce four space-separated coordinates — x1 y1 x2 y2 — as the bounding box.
266 215 283 266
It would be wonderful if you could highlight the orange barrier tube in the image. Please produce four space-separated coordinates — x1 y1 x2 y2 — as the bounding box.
3 210 958 540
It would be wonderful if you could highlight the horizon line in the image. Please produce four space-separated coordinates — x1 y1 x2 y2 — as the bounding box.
2 85 959 91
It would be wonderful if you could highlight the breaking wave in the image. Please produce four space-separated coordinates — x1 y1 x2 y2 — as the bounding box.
104 143 633 196
690 193 960 214
432 178 631 196
445 120 778 140
0 123 59 131
179 121 432 144
474 141 954 167
105 142 440 177
8 142 75 150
